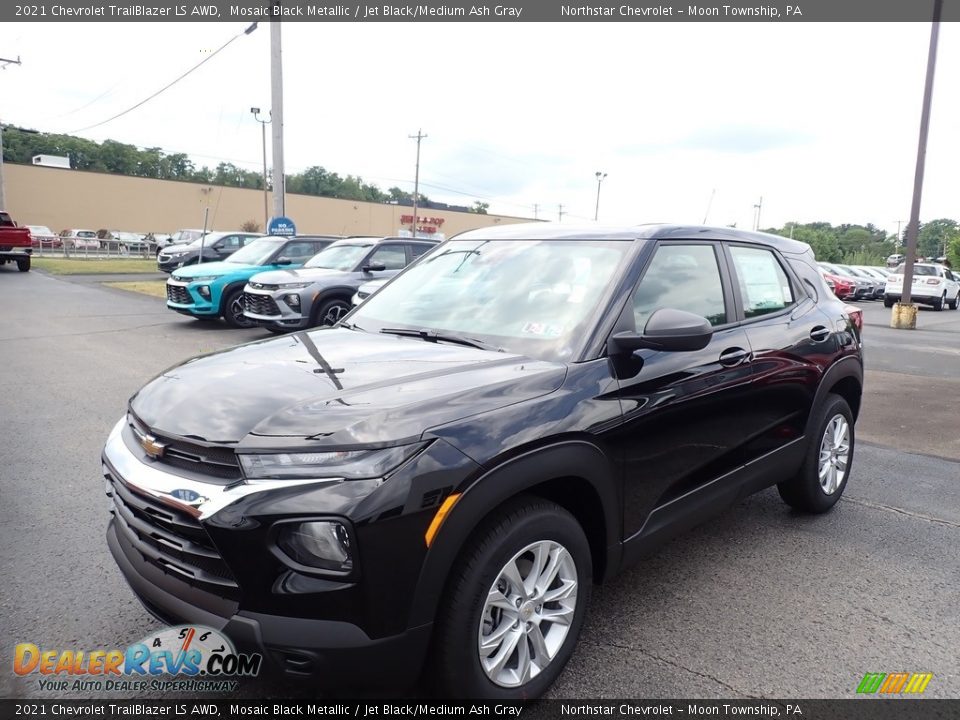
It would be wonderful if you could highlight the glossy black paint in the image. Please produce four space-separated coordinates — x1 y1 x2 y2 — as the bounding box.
107 223 863 688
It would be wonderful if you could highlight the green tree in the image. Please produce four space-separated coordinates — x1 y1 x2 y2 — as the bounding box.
916 218 958 259
470 201 489 214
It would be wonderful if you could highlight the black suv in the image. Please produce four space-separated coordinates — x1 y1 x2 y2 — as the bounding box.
103 224 863 698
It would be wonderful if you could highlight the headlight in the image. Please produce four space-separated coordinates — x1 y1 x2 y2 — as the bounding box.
238 443 425 480
190 275 218 282
277 520 354 572
277 282 312 289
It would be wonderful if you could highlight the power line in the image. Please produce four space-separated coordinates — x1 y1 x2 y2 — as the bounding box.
68 24 258 134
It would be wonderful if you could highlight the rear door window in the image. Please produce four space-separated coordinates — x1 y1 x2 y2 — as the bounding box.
729 246 796 318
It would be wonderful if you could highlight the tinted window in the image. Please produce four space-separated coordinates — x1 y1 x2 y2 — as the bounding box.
216 235 242 250
729 246 795 318
280 241 323 259
633 244 727 328
409 243 434 260
369 245 408 270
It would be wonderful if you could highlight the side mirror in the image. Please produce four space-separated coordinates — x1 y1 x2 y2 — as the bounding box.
608 308 714 355
275 257 293 265
362 263 387 273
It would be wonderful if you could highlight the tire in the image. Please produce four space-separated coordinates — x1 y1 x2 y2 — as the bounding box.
950 292 959 311
430 496 592 699
222 288 256 329
312 298 352 327
883 296 894 308
17 257 31 272
778 393 854 513
934 292 945 311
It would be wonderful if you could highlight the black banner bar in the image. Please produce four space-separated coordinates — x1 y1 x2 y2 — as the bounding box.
1 700 959 720
4 0 960 23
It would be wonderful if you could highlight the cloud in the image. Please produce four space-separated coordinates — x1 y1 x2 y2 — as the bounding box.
672 125 815 154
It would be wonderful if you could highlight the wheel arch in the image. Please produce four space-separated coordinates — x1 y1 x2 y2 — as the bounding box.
407 440 621 630
811 355 863 429
310 287 358 322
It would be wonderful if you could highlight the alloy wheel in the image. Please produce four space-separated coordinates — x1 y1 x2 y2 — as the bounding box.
322 303 349 325
817 414 850 495
478 540 578 688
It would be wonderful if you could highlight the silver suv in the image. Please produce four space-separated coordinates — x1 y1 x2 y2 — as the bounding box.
242 236 438 331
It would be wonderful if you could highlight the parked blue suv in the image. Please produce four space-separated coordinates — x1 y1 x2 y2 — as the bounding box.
165 236 338 327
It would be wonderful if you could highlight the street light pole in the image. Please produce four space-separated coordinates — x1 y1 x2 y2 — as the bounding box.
269 16 285 221
250 107 271 231
409 129 427 237
594 171 607 221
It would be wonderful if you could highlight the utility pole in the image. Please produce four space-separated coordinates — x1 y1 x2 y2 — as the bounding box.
894 219 905 248
533 203 539 220
895 0 942 328
251 108 271 231
408 129 427 237
269 15 285 221
594 172 607 221
0 55 23 210
558 204 565 223
753 196 763 231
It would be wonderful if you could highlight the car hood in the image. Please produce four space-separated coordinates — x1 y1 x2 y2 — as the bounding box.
250 267 349 284
172 261 257 279
130 328 566 448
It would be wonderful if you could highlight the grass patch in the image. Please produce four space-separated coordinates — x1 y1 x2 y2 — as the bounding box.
33 257 158 275
102 281 167 299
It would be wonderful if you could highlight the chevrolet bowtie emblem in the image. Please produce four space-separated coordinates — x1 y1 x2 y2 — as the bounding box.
133 425 166 459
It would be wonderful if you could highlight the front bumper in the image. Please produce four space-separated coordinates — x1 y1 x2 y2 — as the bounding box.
242 287 310 329
166 279 219 316
107 518 431 687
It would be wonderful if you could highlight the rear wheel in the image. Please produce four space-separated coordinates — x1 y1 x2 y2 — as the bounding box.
17 257 30 272
313 298 352 327
222 288 256 329
934 292 945 311
883 296 894 308
778 393 854 513
949 292 959 310
430 496 591 699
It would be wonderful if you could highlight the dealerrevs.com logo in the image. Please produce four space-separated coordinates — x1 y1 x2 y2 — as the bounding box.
13 625 262 693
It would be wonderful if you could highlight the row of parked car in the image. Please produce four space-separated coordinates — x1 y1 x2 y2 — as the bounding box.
162 234 437 329
24 225 179 253
820 260 960 310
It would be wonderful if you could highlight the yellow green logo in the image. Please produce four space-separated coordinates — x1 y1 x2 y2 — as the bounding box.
857 672 933 694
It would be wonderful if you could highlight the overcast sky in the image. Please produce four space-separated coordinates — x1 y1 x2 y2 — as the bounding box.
4 21 960 234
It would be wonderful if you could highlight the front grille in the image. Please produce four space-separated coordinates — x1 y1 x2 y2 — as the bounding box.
166 284 191 305
243 292 280 317
105 469 239 597
129 414 241 482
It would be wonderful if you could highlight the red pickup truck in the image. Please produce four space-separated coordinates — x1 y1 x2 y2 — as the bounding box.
0 210 33 272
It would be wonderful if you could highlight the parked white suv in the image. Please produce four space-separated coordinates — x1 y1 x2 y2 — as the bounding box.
884 263 960 310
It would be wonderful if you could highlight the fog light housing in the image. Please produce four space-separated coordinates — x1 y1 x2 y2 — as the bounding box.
284 294 301 308
277 520 354 573
198 285 211 297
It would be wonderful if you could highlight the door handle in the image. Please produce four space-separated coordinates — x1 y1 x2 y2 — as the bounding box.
718 347 751 367
810 326 831 342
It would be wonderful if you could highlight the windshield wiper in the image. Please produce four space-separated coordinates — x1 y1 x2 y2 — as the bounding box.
380 327 502 351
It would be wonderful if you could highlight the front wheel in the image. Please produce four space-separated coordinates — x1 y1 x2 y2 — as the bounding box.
430 496 592 699
222 288 256 329
778 393 854 513
313 298 352 327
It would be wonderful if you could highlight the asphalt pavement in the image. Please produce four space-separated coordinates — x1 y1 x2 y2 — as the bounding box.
1 269 957 700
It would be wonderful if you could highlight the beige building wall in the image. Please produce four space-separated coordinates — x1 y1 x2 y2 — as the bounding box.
5 163 533 237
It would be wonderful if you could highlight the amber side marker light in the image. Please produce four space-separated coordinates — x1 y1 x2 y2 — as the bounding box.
425 493 462 547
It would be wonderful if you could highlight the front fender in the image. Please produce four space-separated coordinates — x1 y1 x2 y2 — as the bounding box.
406 440 621 629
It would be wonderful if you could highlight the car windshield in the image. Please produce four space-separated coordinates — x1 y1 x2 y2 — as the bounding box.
349 239 631 361
224 237 285 265
305 244 372 271
895 264 937 276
